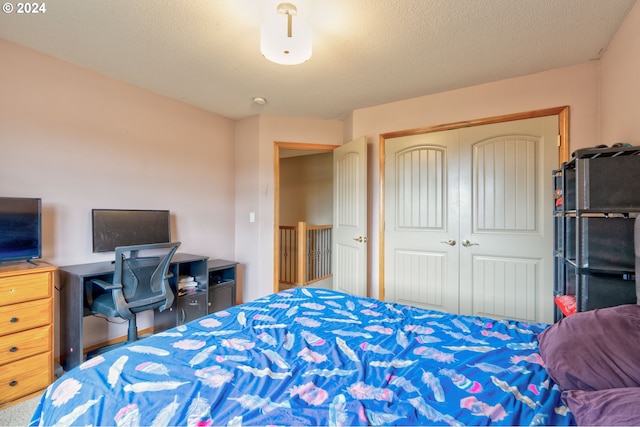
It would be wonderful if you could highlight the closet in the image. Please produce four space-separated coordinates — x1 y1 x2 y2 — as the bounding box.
384 115 558 324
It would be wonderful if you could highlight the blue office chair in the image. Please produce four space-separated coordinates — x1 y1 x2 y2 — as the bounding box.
88 241 180 356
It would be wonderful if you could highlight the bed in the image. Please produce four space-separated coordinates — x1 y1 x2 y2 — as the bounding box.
31 287 577 426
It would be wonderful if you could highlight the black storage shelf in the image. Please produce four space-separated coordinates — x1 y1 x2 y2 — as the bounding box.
577 272 636 312
577 216 636 271
573 146 640 160
207 259 239 314
564 218 575 261
561 167 576 212
577 152 640 211
553 146 640 321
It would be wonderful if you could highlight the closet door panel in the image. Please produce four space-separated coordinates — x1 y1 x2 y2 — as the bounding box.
394 250 445 308
459 116 558 323
473 137 537 232
471 255 540 321
384 131 460 313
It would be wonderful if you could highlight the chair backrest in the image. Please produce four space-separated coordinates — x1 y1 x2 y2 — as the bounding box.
113 241 181 312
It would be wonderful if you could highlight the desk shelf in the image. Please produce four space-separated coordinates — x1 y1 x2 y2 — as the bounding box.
154 255 209 332
207 259 238 314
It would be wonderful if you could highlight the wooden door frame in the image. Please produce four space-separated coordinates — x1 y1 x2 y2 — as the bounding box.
378 106 570 301
273 142 340 294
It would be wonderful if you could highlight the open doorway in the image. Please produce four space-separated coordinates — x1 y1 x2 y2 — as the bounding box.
274 142 339 293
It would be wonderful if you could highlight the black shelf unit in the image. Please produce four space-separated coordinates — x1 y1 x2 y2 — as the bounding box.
553 146 640 320
207 259 238 314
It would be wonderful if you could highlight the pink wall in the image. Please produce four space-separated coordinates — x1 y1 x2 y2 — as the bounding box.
349 62 601 298
0 39 236 349
234 115 343 302
351 62 600 148
0 39 236 266
600 0 640 145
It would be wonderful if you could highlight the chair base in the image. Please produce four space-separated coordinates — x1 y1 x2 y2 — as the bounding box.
86 314 140 359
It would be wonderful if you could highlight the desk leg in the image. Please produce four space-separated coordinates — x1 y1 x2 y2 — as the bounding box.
60 271 84 371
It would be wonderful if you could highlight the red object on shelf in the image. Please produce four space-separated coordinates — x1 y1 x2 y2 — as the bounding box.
554 295 577 317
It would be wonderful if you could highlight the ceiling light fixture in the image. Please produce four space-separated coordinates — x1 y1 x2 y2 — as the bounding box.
260 2 312 65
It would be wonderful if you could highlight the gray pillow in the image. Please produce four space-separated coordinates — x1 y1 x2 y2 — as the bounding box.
538 304 640 391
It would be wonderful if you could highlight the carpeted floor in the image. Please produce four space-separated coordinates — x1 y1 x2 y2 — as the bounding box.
0 395 41 427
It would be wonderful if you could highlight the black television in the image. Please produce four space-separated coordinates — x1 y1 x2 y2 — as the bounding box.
92 209 171 253
0 197 42 263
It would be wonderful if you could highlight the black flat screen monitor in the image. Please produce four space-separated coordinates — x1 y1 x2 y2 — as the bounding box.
0 197 42 263
92 209 171 253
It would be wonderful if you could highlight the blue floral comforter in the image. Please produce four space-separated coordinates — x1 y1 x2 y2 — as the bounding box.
31 287 574 426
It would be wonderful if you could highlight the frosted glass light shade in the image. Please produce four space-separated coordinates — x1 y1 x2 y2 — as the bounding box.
260 10 312 65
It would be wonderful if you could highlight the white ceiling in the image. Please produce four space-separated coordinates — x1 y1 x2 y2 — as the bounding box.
0 0 636 120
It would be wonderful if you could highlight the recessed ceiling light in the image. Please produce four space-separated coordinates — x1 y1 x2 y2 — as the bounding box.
252 97 267 105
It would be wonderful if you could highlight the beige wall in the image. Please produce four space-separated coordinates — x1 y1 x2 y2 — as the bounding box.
0 38 236 348
600 0 640 145
279 152 333 226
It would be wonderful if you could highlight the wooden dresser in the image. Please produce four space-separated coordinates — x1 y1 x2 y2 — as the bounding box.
0 260 56 408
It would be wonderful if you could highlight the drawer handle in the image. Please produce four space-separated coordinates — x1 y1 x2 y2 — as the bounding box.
10 317 18 323
9 380 17 387
9 346 18 352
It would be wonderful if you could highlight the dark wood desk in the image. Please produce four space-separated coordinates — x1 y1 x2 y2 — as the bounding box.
58 253 208 371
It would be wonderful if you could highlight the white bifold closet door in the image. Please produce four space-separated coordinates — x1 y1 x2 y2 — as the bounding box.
384 116 558 324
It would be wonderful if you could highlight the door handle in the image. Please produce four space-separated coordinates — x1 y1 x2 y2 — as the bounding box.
462 240 479 247
353 236 367 243
440 239 456 246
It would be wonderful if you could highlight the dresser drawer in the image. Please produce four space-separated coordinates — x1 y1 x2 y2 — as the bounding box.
0 352 52 406
0 325 51 365
0 299 51 336
0 272 51 306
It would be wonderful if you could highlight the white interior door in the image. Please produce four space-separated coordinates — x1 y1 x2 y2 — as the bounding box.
384 116 558 323
333 136 368 296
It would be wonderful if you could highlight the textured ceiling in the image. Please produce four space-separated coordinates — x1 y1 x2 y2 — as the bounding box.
0 0 636 120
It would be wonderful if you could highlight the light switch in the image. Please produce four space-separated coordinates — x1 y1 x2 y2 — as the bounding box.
249 212 256 223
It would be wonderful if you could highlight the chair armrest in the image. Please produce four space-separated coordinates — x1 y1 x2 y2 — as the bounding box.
90 279 122 290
